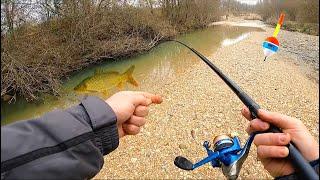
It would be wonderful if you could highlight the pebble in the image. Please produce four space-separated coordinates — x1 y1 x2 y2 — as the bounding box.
179 144 188 150
131 158 138 163
191 130 196 139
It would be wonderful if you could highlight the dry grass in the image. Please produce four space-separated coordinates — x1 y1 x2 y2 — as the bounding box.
1 7 175 102
265 18 319 36
243 13 262 21
1 2 221 102
255 0 319 36
281 21 319 36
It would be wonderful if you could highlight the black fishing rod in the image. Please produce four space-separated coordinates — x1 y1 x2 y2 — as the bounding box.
169 40 318 179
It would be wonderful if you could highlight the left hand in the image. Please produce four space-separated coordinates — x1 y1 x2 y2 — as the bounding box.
241 106 319 177
105 91 162 138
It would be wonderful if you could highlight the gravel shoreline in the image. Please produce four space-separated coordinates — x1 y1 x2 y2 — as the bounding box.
277 29 319 83
94 23 319 179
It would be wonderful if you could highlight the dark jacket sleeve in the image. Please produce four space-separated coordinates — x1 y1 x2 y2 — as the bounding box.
1 96 119 180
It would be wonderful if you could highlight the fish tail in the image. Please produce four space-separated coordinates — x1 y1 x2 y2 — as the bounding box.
123 65 138 87
128 76 139 87
123 65 135 75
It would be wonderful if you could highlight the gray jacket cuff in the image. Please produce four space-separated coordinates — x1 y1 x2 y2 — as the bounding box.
80 96 119 155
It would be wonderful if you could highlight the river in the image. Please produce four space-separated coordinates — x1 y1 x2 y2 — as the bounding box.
1 25 264 125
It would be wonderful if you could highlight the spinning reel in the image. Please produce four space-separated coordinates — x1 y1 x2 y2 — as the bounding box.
174 133 257 180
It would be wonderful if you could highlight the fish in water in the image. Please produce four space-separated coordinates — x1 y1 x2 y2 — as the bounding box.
74 65 138 96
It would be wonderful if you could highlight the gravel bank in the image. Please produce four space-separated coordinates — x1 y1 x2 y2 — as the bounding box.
94 24 319 179
278 29 319 83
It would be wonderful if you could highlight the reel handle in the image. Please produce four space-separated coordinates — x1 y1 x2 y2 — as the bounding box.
174 156 193 170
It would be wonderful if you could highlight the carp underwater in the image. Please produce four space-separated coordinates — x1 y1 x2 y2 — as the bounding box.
74 65 138 96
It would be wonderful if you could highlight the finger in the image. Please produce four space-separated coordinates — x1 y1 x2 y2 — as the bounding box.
134 106 149 117
127 115 146 127
135 92 163 104
258 109 300 129
254 133 291 146
150 94 162 104
246 119 270 134
132 94 152 106
241 106 252 121
123 124 140 135
257 145 289 159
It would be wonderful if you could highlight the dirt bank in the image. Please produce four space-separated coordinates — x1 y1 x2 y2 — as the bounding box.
94 22 319 179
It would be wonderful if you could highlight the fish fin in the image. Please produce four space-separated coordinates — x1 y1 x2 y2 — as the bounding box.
117 82 124 89
95 68 120 75
87 90 99 93
128 76 139 87
122 65 135 76
108 71 120 75
94 68 105 75
123 65 139 87
102 90 109 97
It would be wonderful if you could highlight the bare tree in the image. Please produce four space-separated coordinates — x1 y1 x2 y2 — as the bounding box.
2 0 16 32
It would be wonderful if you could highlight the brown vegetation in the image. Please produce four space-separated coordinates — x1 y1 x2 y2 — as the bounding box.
220 0 257 17
255 0 319 35
1 0 221 102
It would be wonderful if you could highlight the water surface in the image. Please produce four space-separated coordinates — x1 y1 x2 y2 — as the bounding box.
1 25 264 125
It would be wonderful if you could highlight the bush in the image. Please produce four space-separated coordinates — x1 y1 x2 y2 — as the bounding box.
266 18 319 36
258 0 319 36
1 6 175 102
1 1 220 102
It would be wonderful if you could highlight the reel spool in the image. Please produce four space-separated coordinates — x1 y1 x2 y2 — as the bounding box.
213 134 234 152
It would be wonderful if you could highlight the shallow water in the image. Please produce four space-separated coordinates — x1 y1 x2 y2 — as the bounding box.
1 25 264 125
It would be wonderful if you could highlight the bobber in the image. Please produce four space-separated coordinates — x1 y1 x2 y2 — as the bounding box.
263 13 285 61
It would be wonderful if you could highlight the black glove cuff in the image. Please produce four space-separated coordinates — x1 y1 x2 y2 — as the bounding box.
80 96 119 155
93 123 119 155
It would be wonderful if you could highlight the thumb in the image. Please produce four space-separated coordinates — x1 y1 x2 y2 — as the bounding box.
150 94 162 104
135 92 163 105
132 94 152 106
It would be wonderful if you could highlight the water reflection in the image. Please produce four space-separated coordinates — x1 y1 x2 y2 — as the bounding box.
221 33 250 47
150 59 174 82
1 25 263 125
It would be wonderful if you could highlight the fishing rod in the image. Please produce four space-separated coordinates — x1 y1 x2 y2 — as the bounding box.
169 40 318 180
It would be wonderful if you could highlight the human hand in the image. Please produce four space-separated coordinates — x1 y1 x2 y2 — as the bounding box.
105 91 162 138
241 106 319 177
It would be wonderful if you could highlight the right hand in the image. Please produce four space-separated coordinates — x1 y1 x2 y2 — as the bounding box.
105 91 162 138
241 106 319 177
